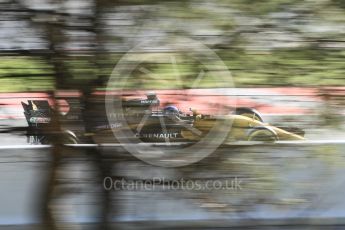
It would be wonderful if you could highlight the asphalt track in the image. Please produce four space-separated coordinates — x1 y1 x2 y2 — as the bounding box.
2 141 345 226
1 139 345 150
2 221 345 230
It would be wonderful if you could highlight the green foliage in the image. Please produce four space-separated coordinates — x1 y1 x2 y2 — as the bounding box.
223 48 345 87
224 0 300 15
1 0 345 91
0 57 54 92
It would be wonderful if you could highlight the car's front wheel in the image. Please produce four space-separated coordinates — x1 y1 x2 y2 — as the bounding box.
236 107 263 122
248 127 278 142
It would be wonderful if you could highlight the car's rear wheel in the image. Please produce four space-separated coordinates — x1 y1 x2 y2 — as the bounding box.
236 107 263 122
248 127 278 142
60 130 79 144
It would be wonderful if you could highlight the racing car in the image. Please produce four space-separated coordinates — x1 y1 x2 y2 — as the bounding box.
21 100 80 144
21 93 305 144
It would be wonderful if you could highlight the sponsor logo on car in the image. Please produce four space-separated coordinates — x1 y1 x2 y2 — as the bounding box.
29 117 51 124
140 99 159 104
135 132 179 139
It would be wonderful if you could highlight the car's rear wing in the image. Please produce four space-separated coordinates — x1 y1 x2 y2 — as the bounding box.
21 100 52 126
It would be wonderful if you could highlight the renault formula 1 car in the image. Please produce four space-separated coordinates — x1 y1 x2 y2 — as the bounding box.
21 93 305 144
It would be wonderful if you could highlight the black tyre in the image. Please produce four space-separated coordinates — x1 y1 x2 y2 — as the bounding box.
61 130 79 144
235 107 263 122
248 127 278 142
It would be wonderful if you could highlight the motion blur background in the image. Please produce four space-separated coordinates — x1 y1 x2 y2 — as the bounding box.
0 0 345 229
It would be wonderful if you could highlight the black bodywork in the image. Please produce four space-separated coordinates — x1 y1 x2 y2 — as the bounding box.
21 94 197 144
21 100 53 144
21 94 304 144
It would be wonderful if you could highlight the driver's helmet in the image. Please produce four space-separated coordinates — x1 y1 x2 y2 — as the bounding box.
163 105 179 116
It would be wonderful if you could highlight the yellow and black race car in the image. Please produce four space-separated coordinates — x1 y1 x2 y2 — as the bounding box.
22 93 305 144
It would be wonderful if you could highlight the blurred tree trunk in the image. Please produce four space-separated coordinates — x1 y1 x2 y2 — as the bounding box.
41 0 116 229
41 7 68 230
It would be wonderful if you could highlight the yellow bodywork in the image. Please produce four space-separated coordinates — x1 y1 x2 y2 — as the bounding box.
181 115 305 142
